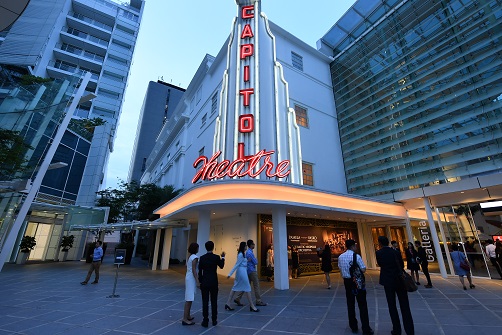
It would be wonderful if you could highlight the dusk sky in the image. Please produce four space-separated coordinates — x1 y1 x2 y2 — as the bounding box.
104 0 356 189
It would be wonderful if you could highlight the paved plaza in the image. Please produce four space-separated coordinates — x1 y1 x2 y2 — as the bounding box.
1 259 502 335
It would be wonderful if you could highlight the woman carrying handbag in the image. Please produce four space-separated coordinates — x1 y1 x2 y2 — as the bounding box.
451 243 475 290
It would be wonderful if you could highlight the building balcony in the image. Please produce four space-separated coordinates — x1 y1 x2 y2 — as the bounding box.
53 43 104 72
46 60 99 91
66 12 112 41
60 26 109 54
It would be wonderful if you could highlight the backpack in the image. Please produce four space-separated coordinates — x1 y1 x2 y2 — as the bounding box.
349 252 365 295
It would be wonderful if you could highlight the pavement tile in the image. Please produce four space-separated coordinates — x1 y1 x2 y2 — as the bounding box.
2 260 502 335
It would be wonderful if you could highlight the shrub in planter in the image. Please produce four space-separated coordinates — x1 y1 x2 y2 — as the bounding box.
17 236 36 264
60 235 75 252
19 236 36 253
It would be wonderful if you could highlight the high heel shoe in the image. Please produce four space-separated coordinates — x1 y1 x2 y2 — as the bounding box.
250 307 260 312
224 304 234 311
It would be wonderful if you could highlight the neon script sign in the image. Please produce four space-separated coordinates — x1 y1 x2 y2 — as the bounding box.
192 4 291 183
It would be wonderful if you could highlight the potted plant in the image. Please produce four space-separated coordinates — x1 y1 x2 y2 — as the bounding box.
59 235 75 261
17 236 36 264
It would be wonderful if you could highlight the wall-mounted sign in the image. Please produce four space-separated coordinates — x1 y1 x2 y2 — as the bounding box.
192 1 300 184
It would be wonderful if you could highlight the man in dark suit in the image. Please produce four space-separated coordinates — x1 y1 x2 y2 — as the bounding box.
414 240 432 288
198 240 225 327
376 236 414 335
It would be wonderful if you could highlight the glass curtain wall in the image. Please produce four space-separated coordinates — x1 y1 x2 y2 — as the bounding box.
330 0 502 198
0 66 80 254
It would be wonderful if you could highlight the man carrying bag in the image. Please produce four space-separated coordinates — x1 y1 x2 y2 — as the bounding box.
338 239 374 335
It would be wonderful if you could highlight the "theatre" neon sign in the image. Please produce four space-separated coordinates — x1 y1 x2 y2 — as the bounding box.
192 4 291 183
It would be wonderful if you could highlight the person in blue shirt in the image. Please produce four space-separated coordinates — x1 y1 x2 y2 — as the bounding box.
233 240 267 307
81 241 103 285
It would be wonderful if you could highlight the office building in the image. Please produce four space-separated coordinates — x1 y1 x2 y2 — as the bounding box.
128 80 185 183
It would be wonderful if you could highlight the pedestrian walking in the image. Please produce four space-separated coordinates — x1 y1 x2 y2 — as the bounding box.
405 242 420 285
234 240 267 307
317 244 333 289
376 236 414 335
292 246 299 279
451 243 475 290
414 241 432 288
496 240 502 271
225 241 260 312
485 239 502 279
338 239 374 335
198 241 225 327
182 242 199 325
80 241 103 285
266 244 274 281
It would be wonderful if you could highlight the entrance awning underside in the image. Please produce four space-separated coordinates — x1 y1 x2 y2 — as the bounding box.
153 180 416 224
70 218 188 232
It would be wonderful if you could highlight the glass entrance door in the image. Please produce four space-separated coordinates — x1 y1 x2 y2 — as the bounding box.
390 226 407 259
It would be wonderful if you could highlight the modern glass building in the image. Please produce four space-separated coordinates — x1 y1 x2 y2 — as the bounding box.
317 0 502 278
0 0 144 207
318 0 502 199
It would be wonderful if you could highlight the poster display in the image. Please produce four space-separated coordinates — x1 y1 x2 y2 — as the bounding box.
260 221 359 268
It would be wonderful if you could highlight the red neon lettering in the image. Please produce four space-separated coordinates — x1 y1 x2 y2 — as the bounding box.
192 150 291 182
242 5 254 19
241 24 254 39
238 142 254 160
243 65 250 82
240 44 254 59
239 88 254 106
239 114 254 133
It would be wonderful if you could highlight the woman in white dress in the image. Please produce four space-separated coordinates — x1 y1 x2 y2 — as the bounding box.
182 242 199 325
225 241 260 312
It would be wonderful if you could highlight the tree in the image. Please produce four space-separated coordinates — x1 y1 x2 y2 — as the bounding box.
96 180 181 223
0 129 32 179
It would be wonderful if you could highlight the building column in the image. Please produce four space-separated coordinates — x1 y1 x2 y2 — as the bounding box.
132 230 139 257
160 228 172 270
151 229 162 271
272 208 289 290
434 207 453 275
423 197 448 278
356 221 368 265
404 215 414 243
197 210 211 255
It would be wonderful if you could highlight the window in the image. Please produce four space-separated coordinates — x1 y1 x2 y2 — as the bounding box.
302 162 314 186
176 140 180 148
199 147 205 157
211 92 218 114
291 51 303 71
295 104 309 127
201 113 207 126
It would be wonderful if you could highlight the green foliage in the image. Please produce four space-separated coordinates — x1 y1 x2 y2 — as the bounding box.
60 235 75 251
70 117 106 134
0 129 33 178
19 74 52 86
96 180 181 223
19 236 36 253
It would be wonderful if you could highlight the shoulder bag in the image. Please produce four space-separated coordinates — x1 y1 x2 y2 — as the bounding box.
350 252 366 295
394 251 417 292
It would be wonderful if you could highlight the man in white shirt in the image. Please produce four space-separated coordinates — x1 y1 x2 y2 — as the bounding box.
338 240 373 335
485 239 502 279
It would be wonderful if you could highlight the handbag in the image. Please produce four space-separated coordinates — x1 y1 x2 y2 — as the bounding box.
394 251 417 292
455 252 471 271
350 252 366 295
400 270 418 292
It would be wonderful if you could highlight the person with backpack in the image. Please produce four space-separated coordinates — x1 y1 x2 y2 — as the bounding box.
338 239 374 335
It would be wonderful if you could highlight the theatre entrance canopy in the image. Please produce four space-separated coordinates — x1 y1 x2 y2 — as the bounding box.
153 181 409 225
